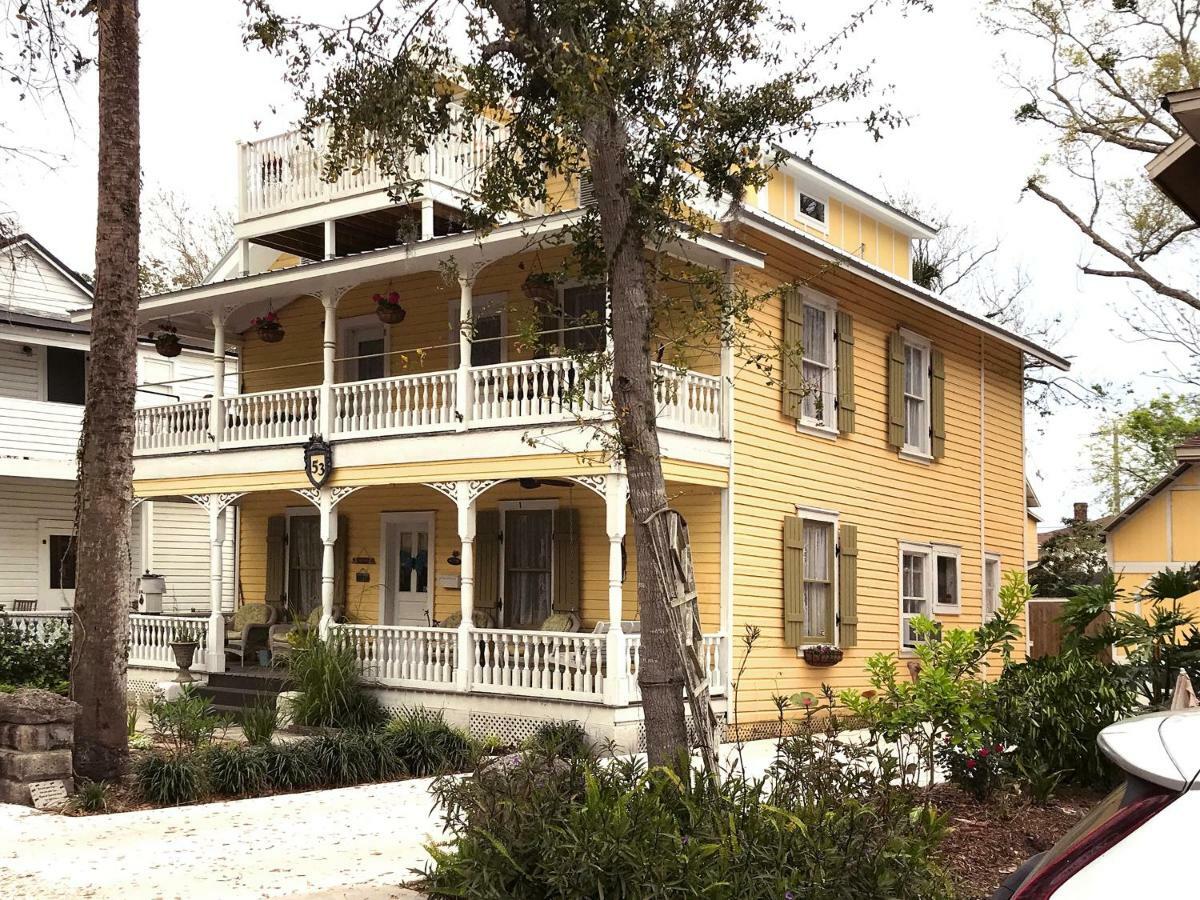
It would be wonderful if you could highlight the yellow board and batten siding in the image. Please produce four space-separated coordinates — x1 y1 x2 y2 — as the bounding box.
727 225 1026 721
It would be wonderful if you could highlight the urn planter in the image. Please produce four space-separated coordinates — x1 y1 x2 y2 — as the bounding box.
170 641 199 684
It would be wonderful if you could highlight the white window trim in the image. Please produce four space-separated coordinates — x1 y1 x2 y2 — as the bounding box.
337 314 390 383
796 291 838 437
39 343 88 405
794 505 840 651
497 499 560 629
931 543 962 614
983 553 1002 624
38 518 77 610
793 181 830 234
449 292 508 367
899 328 932 460
898 541 932 652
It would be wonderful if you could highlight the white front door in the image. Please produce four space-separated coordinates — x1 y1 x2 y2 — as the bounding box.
381 513 434 626
37 520 77 609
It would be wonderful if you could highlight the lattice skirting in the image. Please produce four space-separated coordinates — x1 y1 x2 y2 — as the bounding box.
467 711 576 747
632 712 729 754
126 676 162 704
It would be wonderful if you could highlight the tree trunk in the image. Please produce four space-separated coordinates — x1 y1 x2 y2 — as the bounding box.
71 0 140 780
584 114 689 768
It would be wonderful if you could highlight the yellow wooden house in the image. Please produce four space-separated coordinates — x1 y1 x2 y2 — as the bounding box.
67 125 1067 745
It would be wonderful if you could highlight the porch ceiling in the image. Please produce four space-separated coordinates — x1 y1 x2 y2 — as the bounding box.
69 211 764 336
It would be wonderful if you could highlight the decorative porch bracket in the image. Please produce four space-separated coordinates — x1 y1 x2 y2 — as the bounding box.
290 484 364 637
186 492 247 674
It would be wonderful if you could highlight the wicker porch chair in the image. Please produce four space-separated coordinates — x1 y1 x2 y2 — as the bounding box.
224 603 278 666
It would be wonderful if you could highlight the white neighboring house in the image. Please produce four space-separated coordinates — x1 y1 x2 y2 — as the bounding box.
0 233 237 613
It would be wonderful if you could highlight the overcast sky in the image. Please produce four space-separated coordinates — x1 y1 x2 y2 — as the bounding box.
2 0 1192 526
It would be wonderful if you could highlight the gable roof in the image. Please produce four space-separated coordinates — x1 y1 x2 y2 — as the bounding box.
1102 461 1195 536
0 233 94 300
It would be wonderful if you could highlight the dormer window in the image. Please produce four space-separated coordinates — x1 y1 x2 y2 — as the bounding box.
797 191 826 225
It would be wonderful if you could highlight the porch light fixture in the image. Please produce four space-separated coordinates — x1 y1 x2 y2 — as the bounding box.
447 549 462 567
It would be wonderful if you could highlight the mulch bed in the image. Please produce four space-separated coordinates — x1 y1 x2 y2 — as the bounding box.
930 783 1103 899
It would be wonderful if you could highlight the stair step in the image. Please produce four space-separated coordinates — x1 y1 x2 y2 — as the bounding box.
206 672 289 694
198 685 281 709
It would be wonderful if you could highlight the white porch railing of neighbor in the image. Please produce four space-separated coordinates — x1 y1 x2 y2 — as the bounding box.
2 611 71 642
0 396 84 461
238 116 505 219
472 629 608 701
626 632 727 703
223 387 320 446
134 399 210 452
470 358 607 425
128 614 211 672
652 364 722 437
337 623 457 688
331 372 456 436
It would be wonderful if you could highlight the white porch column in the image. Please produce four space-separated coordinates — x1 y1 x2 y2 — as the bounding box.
455 277 474 431
206 501 228 673
604 471 628 706
420 198 435 240
209 309 226 449
237 238 251 277
323 220 337 260
455 480 477 692
319 291 340 436
318 486 337 638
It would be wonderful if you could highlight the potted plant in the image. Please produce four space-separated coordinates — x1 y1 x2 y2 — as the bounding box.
251 310 285 343
372 290 406 324
150 323 181 358
521 272 556 303
169 623 200 684
802 645 844 667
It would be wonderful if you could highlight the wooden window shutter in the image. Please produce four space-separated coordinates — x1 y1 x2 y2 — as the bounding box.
265 515 287 609
552 507 581 613
887 330 906 449
835 310 856 434
930 347 946 459
333 514 348 620
474 509 500 613
838 524 859 647
783 515 805 648
782 288 805 421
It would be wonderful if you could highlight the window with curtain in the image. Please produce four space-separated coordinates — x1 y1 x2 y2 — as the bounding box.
504 508 554 628
903 338 930 454
801 301 834 428
288 515 322 617
802 519 834 641
935 549 960 610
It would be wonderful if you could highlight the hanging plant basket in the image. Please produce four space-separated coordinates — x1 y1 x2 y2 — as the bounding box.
802 645 844 667
151 324 181 358
252 311 285 343
373 291 407 324
522 273 556 303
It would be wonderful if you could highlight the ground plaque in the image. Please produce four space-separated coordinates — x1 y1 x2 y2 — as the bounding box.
29 779 69 810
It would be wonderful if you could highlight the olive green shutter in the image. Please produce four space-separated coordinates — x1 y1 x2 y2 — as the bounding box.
887 330 906 449
552 507 581 613
835 311 855 434
930 347 946 459
265 515 287 609
333 514 348 621
838 524 859 647
783 515 805 647
474 510 500 616
782 288 805 420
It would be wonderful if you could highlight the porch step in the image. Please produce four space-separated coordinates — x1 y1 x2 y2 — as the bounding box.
197 670 288 714
205 670 289 694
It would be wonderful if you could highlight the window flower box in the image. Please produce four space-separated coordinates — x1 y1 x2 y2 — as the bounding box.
802 645 843 667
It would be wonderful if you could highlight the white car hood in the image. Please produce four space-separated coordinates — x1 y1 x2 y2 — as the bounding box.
1098 709 1200 791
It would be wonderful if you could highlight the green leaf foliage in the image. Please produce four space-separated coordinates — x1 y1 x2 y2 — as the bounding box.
0 613 70 692
287 636 386 732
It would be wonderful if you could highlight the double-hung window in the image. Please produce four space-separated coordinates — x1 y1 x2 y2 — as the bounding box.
902 333 931 456
984 554 1002 622
899 541 961 649
801 517 836 643
800 296 836 432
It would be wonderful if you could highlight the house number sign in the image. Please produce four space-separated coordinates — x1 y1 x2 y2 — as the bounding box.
303 435 333 488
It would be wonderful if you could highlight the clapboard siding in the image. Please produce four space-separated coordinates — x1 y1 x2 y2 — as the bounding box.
0 240 88 320
0 339 41 400
143 500 237 614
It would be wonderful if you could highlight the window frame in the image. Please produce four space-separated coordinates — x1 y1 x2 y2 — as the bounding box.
449 293 509 368
898 542 931 651
794 182 830 233
794 506 840 649
497 499 560 629
900 329 932 459
932 543 962 614
983 553 1002 623
797 291 838 437
556 282 608 354
337 314 389 383
42 344 88 406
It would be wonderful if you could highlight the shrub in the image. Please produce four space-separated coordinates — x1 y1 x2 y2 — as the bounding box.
241 697 278 746
992 649 1137 788
205 744 269 796
72 780 111 814
0 614 70 691
287 636 385 731
937 737 1012 802
146 685 227 755
136 753 206 805
522 720 593 760
261 741 321 792
306 729 384 786
385 708 477 777
423 732 952 899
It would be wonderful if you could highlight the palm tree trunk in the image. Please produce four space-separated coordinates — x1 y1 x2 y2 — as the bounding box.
71 0 140 781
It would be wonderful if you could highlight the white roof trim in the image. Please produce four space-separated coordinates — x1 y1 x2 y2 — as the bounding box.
3 235 93 300
733 205 1070 370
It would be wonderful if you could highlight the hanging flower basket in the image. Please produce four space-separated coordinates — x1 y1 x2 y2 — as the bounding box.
802 645 844 667
251 311 285 343
522 272 556 303
151 324 182 358
373 291 407 324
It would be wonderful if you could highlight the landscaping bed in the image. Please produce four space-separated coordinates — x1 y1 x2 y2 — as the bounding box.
932 783 1102 899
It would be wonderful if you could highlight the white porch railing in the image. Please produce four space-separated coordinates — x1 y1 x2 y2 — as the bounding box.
626 632 727 702
337 623 457 688
653 364 722 437
134 399 210 452
238 115 507 220
223 386 320 446
128 614 211 672
331 372 456 436
470 358 607 425
2 611 72 642
473 629 607 702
